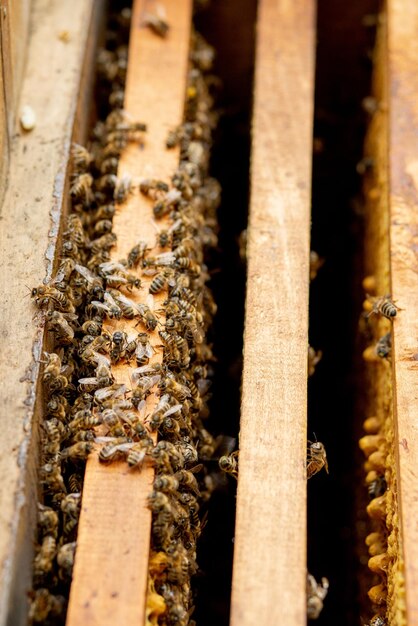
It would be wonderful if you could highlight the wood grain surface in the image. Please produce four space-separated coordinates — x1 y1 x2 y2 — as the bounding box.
65 1 192 624
229 0 316 625
387 3 418 625
0 2 102 625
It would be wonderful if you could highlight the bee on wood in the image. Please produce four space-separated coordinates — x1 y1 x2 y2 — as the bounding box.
114 174 134 204
99 260 141 291
60 442 93 462
110 330 127 362
136 301 159 331
61 493 81 536
307 573 329 619
375 332 391 359
307 440 328 479
166 126 181 149
33 535 57 582
149 269 174 294
149 400 182 432
97 437 132 463
70 172 94 205
45 310 75 345
308 345 322 377
219 450 239 479
81 317 102 336
368 295 398 320
159 376 191 402
37 503 59 539
71 143 93 172
139 178 169 196
28 589 65 624
127 438 153 468
42 352 69 393
126 240 149 268
90 232 117 255
67 411 101 434
142 10 170 38
46 395 68 421
57 541 76 580
31 285 75 313
135 332 155 365
151 440 185 473
65 214 86 247
309 251 324 281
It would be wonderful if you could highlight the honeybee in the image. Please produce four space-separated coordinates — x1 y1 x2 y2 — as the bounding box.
139 178 169 196
65 214 86 247
151 440 185 473
127 438 153 468
93 203 116 221
308 345 322 377
97 438 132 463
70 172 94 205
114 174 133 204
142 10 170 38
175 468 201 495
90 232 117 254
33 535 57 582
81 317 103 336
60 442 93 462
375 332 391 359
166 543 191 585
135 332 155 365
31 285 75 313
307 440 328 478
100 261 141 291
109 330 127 362
177 437 198 467
68 473 82 493
37 503 59 539
126 240 149 268
46 395 68 421
219 451 239 479
166 126 181 149
61 493 81 536
149 400 182 432
42 353 68 392
369 617 386 626
71 143 93 172
368 295 398 320
159 376 191 401
309 251 324 281
136 301 159 331
149 269 175 294
307 573 329 619
46 310 75 345
368 475 387 499
67 411 101 433
57 541 76 580
28 588 65 623
93 219 113 236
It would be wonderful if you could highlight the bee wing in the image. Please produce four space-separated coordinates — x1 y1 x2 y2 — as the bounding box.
135 342 148 361
145 343 155 358
146 294 155 309
104 291 120 309
168 218 183 234
163 404 182 417
94 384 126 402
95 353 111 367
197 378 211 396
90 300 110 313
105 273 128 284
78 377 99 386
154 251 176 266
74 263 98 284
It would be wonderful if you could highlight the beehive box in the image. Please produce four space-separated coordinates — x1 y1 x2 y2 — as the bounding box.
0 1 416 625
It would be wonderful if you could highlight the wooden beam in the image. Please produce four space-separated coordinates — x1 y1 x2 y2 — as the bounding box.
0 2 103 625
230 1 315 625
65 1 192 625
387 2 418 625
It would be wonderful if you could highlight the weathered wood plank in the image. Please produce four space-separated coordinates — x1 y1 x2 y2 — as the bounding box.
230 1 316 625
0 2 103 624
387 2 418 625
65 1 192 624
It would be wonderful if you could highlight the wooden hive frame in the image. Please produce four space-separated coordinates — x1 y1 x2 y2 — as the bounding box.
2 1 418 625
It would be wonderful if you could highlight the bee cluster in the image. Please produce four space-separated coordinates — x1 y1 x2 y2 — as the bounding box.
359 279 402 626
28 5 221 625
